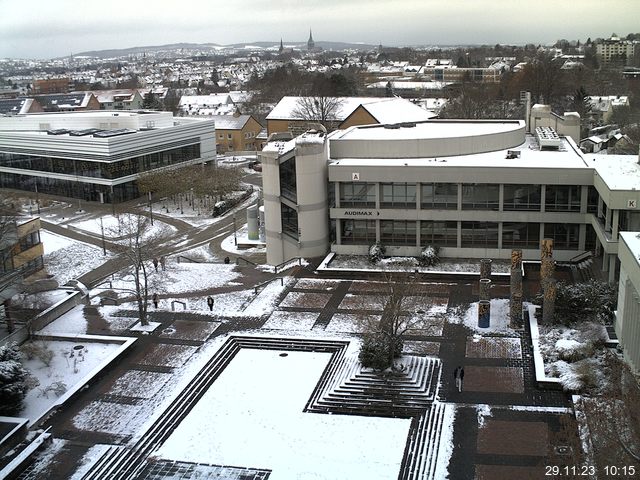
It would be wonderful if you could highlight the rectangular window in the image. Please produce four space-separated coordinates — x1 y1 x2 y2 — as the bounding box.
420 221 457 247
462 184 499 210
279 157 297 202
587 186 598 214
421 183 458 209
341 219 376 245
544 223 579 249
19 231 40 251
545 185 581 212
281 203 298 240
339 183 376 208
380 183 416 209
503 184 541 211
502 222 540 248
380 220 416 246
227 133 233 140
461 222 499 248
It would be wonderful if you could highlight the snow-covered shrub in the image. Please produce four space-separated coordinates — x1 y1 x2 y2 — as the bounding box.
534 280 617 324
21 342 54 366
359 332 403 370
418 245 440 267
368 243 386 264
0 344 29 415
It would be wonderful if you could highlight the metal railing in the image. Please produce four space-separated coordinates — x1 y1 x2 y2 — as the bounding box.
177 255 201 263
236 256 259 267
273 257 302 274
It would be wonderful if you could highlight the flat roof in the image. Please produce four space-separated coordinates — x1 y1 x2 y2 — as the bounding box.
329 135 590 170
592 154 640 191
334 120 524 141
620 232 640 268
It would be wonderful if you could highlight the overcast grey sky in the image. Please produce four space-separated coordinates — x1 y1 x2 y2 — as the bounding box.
1 0 638 59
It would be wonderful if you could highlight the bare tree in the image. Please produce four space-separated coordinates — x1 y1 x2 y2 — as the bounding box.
291 96 344 132
358 272 431 370
111 210 168 326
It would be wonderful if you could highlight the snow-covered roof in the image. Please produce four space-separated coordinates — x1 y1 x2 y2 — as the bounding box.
179 94 233 107
619 232 640 267
266 96 436 123
213 114 251 130
592 154 640 191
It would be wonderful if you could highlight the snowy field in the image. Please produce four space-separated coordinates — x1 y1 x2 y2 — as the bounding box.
154 348 411 480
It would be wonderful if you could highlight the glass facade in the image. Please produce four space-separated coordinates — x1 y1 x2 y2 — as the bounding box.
420 221 457 247
281 203 298 240
587 186 599 214
503 184 541 211
340 183 376 208
544 223 579 249
502 222 540 248
461 222 499 248
380 220 416 246
279 157 297 202
421 183 458 209
381 183 416 209
545 185 581 212
0 144 200 180
341 219 376 245
462 184 499 210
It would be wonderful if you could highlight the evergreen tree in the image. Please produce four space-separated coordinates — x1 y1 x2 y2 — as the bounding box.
0 344 28 416
142 91 162 110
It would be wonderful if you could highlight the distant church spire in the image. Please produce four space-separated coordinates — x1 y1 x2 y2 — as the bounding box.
307 29 315 51
279 38 284 54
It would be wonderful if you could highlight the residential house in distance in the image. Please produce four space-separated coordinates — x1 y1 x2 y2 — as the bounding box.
0 111 216 203
33 92 100 112
178 94 236 116
214 113 263 152
0 98 44 115
587 95 630 124
596 35 637 65
86 89 145 110
31 77 71 94
266 96 436 136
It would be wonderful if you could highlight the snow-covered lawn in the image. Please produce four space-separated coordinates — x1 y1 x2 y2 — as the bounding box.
41 231 111 285
263 311 319 330
72 214 176 241
153 348 411 480
20 338 123 424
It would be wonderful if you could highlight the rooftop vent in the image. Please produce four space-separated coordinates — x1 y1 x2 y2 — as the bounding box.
93 128 137 138
535 126 561 150
47 129 69 135
506 150 521 159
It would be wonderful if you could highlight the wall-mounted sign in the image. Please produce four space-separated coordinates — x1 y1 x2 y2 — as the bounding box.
628 199 637 208
352 172 360 181
343 210 380 216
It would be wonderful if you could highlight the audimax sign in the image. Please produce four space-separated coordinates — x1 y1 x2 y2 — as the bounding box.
343 210 380 216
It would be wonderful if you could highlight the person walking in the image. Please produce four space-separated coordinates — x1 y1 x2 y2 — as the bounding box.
453 366 461 392
152 257 159 272
459 367 465 392
152 293 159 309
160 256 166 271
207 296 214 311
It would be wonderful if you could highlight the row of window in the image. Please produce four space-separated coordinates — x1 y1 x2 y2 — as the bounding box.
0 144 201 180
340 219 584 249
336 182 597 213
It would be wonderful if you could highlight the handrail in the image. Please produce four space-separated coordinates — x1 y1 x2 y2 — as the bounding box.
236 256 259 267
273 257 302 274
252 277 284 295
568 251 592 264
177 255 201 263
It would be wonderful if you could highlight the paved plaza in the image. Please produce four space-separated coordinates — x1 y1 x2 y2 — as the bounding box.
12 261 575 480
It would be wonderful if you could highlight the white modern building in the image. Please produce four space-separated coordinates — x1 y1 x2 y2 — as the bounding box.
616 232 640 374
0 111 216 203
261 108 640 284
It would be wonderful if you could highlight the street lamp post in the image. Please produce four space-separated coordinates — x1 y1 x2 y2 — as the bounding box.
148 191 154 226
100 217 106 256
233 215 237 246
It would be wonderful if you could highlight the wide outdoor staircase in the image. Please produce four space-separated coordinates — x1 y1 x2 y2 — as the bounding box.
307 354 441 418
399 403 448 480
